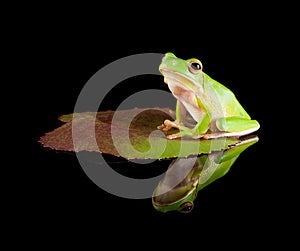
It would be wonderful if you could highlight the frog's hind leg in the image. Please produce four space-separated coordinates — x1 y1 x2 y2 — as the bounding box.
193 128 258 139
193 117 260 139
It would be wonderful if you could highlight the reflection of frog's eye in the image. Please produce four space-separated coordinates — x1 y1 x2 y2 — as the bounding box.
188 60 203 74
178 201 194 213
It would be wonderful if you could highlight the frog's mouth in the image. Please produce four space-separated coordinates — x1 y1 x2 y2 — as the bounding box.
159 69 202 94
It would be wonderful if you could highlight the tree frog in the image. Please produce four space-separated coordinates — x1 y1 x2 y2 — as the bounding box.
158 52 260 139
152 135 258 213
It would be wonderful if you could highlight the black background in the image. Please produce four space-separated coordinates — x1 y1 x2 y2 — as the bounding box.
13 5 296 249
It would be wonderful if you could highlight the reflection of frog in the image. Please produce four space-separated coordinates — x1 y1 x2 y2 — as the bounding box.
152 135 258 213
158 53 260 139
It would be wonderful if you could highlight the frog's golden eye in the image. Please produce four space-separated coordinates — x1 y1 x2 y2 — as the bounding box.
178 201 194 213
188 59 203 74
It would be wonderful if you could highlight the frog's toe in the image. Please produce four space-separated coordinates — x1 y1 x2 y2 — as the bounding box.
157 124 168 131
166 133 181 140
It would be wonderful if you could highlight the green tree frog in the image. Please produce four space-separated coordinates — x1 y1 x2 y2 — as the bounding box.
158 52 260 139
152 135 258 213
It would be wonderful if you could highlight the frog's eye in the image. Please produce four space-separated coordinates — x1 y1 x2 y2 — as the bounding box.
188 59 203 74
178 201 194 213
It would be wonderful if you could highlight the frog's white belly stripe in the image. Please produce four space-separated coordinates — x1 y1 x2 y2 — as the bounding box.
167 79 203 122
180 100 202 122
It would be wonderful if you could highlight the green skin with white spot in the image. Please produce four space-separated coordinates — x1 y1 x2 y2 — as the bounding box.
158 52 260 139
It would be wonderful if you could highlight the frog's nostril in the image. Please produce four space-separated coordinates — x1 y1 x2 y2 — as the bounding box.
165 52 176 58
162 52 176 62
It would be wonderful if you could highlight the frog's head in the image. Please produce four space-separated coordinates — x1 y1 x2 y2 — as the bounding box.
152 183 198 213
152 158 201 213
159 52 204 94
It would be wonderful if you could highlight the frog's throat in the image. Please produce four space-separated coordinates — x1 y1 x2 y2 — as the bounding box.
160 69 203 94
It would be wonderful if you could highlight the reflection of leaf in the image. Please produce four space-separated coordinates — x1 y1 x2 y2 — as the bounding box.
39 108 240 160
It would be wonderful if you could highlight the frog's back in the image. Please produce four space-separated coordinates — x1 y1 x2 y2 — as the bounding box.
202 73 251 119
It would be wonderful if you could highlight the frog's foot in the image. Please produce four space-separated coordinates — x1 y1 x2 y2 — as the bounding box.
192 131 247 139
166 127 195 140
157 119 180 132
193 132 225 139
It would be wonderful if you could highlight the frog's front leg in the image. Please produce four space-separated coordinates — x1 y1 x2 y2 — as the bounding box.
160 113 211 140
157 101 182 132
193 117 260 139
157 119 193 139
157 101 190 139
158 101 211 140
